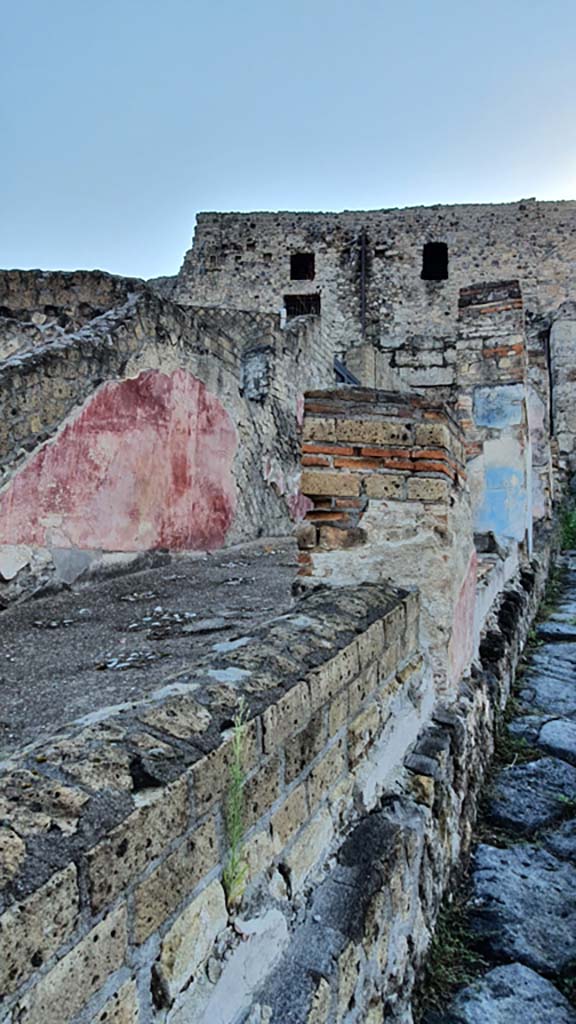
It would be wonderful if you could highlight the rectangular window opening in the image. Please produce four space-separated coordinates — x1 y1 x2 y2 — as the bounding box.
284 294 321 318
421 242 448 281
290 253 315 280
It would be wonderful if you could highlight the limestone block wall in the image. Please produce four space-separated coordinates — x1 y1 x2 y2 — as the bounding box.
0 289 337 600
0 584 427 1024
296 388 475 690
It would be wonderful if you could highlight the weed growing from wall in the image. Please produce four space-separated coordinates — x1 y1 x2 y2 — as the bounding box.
222 699 249 911
561 502 576 550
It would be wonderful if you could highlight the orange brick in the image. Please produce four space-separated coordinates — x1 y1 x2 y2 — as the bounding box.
411 460 454 478
379 457 415 472
334 497 364 509
302 443 356 456
360 446 403 458
412 448 450 462
302 454 331 467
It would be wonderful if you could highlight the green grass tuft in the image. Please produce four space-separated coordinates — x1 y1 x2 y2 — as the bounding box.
222 699 249 911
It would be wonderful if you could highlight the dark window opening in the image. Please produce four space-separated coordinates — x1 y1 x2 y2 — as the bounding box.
290 253 315 280
421 242 448 281
284 294 321 318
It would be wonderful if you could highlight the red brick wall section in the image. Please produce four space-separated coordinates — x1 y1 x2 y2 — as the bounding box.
297 388 466 565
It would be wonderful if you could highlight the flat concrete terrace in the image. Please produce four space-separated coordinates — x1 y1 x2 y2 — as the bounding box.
0 539 299 761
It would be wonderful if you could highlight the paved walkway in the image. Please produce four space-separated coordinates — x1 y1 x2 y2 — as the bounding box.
429 554 576 1024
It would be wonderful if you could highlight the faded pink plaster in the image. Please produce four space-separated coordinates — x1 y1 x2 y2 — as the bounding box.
448 549 478 684
286 491 314 522
0 369 237 552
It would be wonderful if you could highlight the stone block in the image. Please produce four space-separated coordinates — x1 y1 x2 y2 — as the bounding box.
302 418 336 443
307 644 361 714
0 865 79 997
306 977 332 1024
379 638 403 683
242 757 282 829
414 423 451 449
270 783 309 850
300 471 360 498
382 603 406 646
86 778 189 913
281 809 334 892
306 738 347 810
139 697 211 740
328 691 348 736
133 817 219 943
15 905 127 1024
406 477 450 503
91 980 138 1024
295 522 317 550
243 828 275 883
355 620 386 670
348 703 381 769
335 419 412 446
365 474 406 500
189 721 259 816
349 663 379 715
155 880 228 1002
336 943 361 1022
318 526 366 550
285 711 326 784
261 684 311 754
0 826 25 886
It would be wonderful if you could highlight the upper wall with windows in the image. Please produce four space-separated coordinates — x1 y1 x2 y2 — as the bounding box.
175 201 576 358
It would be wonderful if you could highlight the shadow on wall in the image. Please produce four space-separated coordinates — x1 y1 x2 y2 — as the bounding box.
0 368 237 558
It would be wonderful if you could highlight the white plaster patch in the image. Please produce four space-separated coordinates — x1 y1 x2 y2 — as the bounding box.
168 909 288 1024
0 545 32 581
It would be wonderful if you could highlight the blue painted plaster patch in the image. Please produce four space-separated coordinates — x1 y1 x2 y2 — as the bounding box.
475 464 527 541
473 384 525 429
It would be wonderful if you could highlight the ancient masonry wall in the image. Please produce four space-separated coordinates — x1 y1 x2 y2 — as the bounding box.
0 546 550 1024
0 285 337 601
175 201 576 354
296 388 475 690
174 203 575 475
0 584 423 1024
0 270 146 361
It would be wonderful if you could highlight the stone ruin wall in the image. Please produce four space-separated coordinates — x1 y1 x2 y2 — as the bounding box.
0 401 552 1024
0 200 573 1022
175 201 576 477
0 271 146 361
0 278 338 602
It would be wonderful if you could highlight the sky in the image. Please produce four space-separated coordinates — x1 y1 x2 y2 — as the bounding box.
1 0 575 280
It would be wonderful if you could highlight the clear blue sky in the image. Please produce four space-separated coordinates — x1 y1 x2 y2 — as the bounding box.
2 0 575 279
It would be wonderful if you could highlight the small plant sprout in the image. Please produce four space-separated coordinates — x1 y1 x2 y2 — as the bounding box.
222 698 249 911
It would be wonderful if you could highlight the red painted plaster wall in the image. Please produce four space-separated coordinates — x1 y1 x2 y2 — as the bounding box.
0 370 237 552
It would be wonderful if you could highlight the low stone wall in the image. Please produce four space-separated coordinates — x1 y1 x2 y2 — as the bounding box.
276 557 549 1024
0 583 428 1024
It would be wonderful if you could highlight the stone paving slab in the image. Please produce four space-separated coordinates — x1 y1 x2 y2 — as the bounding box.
425 963 576 1024
538 718 576 765
519 673 576 718
470 840 576 974
485 756 576 834
543 819 576 862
